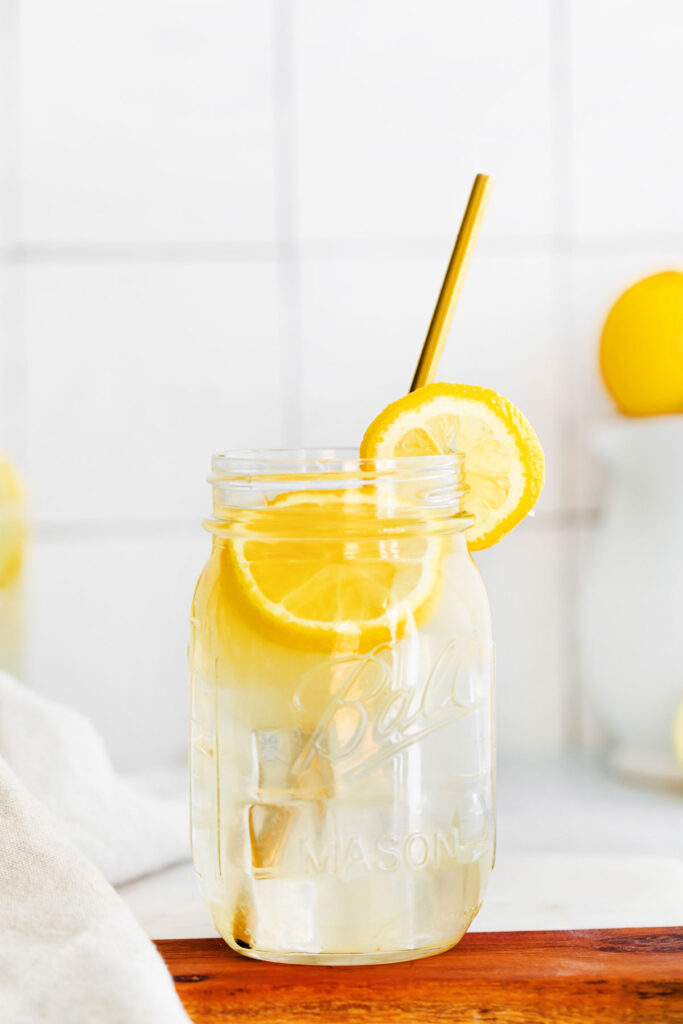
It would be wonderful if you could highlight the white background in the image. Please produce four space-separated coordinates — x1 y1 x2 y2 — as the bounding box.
0 0 680 768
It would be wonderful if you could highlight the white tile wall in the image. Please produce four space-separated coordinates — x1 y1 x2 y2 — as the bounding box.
19 0 277 245
0 269 11 444
27 534 209 769
571 0 683 238
0 0 681 766
476 527 565 759
23 262 283 523
0 0 16 246
0 265 22 457
293 0 555 241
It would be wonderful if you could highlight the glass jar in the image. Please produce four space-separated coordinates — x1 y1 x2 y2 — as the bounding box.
189 449 494 965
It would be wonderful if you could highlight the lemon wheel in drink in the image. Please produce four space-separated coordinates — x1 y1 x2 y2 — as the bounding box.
224 487 444 653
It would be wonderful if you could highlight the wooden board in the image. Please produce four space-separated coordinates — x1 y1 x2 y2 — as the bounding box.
156 927 683 1023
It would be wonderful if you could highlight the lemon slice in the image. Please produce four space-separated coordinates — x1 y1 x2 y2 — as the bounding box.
360 382 544 550
228 489 442 653
0 453 25 588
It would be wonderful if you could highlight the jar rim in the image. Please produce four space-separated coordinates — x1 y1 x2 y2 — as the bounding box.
206 447 470 535
210 447 464 481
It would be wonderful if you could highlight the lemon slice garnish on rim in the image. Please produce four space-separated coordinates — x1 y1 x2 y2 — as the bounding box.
227 488 442 653
360 382 544 550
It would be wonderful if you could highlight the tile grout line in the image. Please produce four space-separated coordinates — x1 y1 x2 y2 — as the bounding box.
272 0 303 447
0 242 283 263
32 522 201 541
30 509 601 543
550 0 583 753
5 234 683 265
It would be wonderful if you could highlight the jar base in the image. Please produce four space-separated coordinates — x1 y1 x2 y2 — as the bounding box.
224 938 461 966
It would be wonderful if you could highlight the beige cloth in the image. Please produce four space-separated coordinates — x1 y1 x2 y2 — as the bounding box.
0 673 188 886
0 672 191 1023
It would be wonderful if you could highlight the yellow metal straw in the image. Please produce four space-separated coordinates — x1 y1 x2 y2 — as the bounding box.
410 173 492 392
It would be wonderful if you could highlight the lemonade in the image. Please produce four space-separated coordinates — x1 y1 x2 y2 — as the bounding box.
190 450 495 964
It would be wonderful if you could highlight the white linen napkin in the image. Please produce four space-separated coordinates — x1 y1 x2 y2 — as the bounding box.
0 757 191 1024
0 672 193 1023
0 671 188 885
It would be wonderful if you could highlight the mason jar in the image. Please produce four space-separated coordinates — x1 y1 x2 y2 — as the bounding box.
189 449 494 965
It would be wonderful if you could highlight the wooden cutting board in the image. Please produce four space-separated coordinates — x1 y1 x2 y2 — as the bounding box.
156 926 683 1023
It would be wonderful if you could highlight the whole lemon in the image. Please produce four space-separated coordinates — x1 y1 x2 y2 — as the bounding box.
600 271 683 416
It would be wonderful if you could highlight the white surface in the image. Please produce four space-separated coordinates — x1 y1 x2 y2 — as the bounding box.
120 862 215 941
119 852 683 940
119 759 683 938
496 759 683 858
477 852 683 932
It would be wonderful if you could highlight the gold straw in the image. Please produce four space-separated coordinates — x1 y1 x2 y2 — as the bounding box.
410 173 492 392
